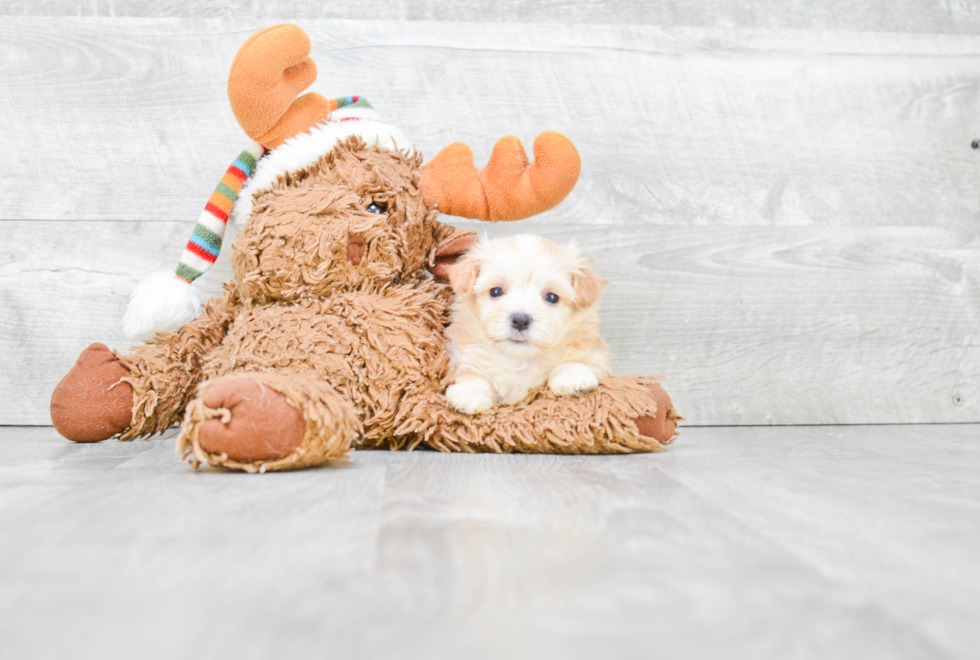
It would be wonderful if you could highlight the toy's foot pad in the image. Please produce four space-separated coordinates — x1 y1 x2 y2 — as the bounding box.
197 378 306 462
634 382 681 444
50 343 133 442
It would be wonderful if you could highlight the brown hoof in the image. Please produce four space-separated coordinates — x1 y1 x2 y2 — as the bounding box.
50 343 133 442
197 378 306 461
634 382 681 444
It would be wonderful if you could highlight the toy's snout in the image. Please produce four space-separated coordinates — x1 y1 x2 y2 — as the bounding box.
346 235 366 265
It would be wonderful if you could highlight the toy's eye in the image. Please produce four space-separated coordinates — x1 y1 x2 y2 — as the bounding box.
544 292 560 304
490 287 504 298
366 201 386 214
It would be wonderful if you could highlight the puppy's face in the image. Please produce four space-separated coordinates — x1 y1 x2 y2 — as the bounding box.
449 235 607 360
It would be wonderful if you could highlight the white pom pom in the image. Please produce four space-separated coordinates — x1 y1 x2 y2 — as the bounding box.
122 272 201 341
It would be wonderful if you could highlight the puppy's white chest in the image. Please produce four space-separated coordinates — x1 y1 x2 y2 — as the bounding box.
491 356 552 404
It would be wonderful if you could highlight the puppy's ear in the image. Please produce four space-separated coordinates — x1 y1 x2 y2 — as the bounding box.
572 263 608 309
447 257 481 294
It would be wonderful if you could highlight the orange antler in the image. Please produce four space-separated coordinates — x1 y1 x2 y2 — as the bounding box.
227 24 332 149
420 132 581 222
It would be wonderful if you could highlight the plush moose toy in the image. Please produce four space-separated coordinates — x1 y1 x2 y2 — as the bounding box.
50 24 679 472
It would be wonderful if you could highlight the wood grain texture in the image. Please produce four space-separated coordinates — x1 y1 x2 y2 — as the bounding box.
1 424 978 659
2 18 980 232
3 219 977 426
4 0 980 35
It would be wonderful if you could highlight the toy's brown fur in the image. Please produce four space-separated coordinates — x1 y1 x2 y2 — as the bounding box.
50 137 678 471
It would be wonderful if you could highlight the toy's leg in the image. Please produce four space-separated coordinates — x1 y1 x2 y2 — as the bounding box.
51 338 210 442
634 382 681 444
395 375 680 454
51 343 133 442
177 373 361 472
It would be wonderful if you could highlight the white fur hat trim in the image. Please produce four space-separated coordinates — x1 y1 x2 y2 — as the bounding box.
122 271 201 341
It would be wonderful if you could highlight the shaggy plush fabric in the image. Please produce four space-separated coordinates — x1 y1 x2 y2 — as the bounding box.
117 294 237 440
395 377 677 454
229 140 447 304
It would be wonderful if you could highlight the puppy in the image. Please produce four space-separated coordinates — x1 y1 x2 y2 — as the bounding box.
445 234 611 414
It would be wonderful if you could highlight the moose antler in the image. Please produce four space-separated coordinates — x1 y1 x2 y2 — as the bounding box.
227 24 332 149
420 132 581 222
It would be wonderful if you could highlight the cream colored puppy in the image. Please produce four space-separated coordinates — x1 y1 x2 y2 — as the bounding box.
445 234 611 414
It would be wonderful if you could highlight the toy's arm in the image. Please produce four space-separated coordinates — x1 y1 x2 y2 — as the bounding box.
117 291 237 439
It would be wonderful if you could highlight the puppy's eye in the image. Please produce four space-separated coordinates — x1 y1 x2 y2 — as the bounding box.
544 292 560 304
490 287 504 298
366 201 386 214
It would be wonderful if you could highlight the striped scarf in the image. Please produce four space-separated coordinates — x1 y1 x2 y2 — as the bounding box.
176 141 267 283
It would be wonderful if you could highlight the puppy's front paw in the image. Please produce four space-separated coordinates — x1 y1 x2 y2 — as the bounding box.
447 377 496 415
548 362 600 398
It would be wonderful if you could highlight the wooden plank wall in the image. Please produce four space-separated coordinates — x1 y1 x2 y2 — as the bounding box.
6 0 980 33
1 4 979 426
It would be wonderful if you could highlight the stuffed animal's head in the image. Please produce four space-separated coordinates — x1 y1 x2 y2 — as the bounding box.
231 138 439 304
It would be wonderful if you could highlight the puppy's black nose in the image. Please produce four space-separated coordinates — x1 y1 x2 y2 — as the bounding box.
511 313 531 331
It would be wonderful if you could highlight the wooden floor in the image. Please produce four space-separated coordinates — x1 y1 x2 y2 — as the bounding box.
1 425 976 659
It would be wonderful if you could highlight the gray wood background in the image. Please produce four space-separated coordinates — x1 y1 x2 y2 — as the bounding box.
2 3 979 426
